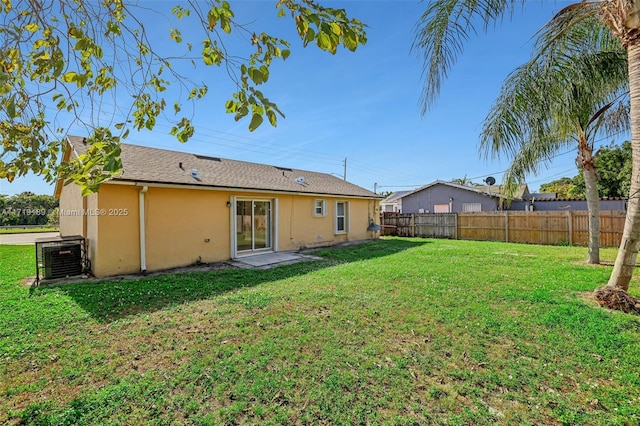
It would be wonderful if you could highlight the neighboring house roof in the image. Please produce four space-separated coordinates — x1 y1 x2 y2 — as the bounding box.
405 180 513 199
522 192 556 200
380 190 412 203
60 136 380 198
532 196 627 202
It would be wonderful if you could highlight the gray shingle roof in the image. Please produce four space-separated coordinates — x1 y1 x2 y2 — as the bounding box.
380 190 412 203
67 136 379 198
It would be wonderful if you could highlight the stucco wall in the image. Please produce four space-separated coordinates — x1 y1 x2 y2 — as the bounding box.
58 182 84 237
402 184 498 214
88 184 378 277
278 195 377 250
93 185 140 277
143 186 229 271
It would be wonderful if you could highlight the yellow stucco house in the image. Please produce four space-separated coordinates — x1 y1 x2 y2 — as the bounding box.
55 136 382 277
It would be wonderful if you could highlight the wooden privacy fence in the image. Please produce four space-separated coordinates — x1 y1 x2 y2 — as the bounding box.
380 211 626 247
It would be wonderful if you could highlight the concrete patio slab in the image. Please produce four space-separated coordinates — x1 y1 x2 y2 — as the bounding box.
229 252 323 269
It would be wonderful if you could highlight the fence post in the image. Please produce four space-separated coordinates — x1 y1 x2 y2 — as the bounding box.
504 211 509 243
454 213 458 240
567 210 572 245
411 214 415 238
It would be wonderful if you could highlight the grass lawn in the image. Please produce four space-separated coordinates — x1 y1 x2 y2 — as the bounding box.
0 227 59 234
2 238 640 425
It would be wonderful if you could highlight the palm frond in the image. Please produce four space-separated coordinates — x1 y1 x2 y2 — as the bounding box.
532 1 609 60
480 9 629 200
412 0 524 115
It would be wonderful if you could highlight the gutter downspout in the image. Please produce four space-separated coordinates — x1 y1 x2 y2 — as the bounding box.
139 185 148 273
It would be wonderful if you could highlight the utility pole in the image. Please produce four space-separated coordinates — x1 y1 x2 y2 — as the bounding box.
343 157 347 181
374 182 378 194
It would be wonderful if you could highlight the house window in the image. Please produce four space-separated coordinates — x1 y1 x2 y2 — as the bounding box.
335 201 349 233
434 204 450 213
314 199 327 217
462 203 482 212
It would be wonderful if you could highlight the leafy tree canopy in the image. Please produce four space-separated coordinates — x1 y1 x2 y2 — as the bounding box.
0 0 367 194
539 141 631 199
0 191 58 226
571 141 632 198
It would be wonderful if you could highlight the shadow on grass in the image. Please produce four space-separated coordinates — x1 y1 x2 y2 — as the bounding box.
30 238 428 323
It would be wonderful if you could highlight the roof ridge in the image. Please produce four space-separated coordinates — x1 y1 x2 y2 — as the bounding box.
68 136 336 178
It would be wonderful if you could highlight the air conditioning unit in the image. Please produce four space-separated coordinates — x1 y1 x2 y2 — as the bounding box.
39 242 83 279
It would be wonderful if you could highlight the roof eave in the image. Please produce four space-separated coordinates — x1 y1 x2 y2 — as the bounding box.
106 179 383 199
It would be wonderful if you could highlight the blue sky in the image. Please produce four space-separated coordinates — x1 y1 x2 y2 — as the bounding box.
1 0 621 197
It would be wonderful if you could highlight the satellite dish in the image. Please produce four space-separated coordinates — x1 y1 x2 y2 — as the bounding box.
485 176 496 186
295 176 306 184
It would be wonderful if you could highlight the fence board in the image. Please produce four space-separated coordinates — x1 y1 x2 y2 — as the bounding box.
380 210 626 247
414 213 456 239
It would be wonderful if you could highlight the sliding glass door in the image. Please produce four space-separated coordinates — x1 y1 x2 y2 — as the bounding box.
236 199 272 253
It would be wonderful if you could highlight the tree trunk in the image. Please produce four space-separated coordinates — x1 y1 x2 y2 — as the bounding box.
580 138 600 264
607 41 640 290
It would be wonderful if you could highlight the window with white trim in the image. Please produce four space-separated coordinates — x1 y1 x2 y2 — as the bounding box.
314 199 327 217
335 201 349 233
462 202 482 212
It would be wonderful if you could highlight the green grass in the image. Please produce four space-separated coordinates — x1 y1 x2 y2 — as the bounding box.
2 238 640 425
0 226 58 234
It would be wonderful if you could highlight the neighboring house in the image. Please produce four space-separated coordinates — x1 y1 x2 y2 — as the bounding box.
400 180 512 213
379 190 412 213
55 136 381 277
509 197 627 211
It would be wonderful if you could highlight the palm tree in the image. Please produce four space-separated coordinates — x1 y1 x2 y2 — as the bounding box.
480 14 629 265
413 0 640 291
450 175 475 186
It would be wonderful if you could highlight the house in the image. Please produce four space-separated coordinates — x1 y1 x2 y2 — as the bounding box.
392 180 627 214
379 190 412 213
55 136 381 277
509 196 627 211
399 180 527 213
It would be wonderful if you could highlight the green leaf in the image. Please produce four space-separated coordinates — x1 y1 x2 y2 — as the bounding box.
7 96 16 119
225 100 237 113
303 28 315 47
248 113 263 131
267 109 277 127
248 67 263 85
259 65 269 83
62 72 77 83
282 49 290 61
317 32 331 51
24 23 39 32
278 8 286 18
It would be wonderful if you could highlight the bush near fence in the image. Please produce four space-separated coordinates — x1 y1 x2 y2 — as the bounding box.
380 211 625 247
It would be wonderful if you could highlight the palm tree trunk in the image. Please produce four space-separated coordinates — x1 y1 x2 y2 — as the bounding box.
580 140 600 264
607 41 640 290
